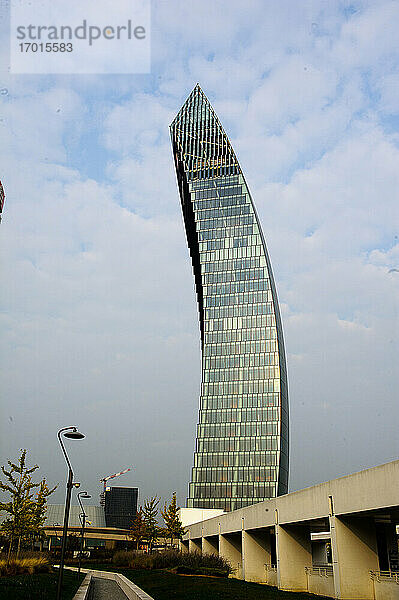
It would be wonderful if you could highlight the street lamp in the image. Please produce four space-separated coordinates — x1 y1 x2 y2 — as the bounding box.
56 426 85 600
77 491 91 574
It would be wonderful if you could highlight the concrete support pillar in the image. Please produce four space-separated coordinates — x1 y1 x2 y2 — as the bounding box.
330 515 379 600
202 536 218 555
219 533 243 579
180 540 189 553
242 529 272 582
276 523 311 592
189 538 202 553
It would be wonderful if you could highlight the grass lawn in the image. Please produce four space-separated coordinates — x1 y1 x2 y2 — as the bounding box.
0 570 84 600
126 569 332 600
75 563 330 600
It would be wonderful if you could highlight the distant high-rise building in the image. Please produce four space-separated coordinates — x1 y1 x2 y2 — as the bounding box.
104 486 138 529
170 85 289 511
0 180 4 223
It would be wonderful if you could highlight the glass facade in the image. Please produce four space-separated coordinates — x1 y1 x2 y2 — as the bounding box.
104 486 138 529
170 85 289 511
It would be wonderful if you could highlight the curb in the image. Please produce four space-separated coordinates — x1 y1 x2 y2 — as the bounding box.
66 566 155 600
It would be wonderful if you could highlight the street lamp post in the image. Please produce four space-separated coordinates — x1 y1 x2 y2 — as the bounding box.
77 491 91 574
56 426 85 600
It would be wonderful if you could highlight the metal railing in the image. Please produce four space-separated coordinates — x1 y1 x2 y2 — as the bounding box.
370 570 399 584
265 564 277 572
305 566 333 577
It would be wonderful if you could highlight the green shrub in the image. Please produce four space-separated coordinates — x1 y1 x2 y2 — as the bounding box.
112 550 136 567
178 551 234 576
0 555 52 576
111 549 233 576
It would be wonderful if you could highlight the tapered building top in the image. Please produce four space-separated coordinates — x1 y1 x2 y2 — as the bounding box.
170 84 239 182
171 86 289 511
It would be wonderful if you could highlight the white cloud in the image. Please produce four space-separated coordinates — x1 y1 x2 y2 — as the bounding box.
376 71 399 115
1 0 398 505
333 1 399 71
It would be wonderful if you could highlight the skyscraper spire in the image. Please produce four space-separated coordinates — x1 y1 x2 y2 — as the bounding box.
170 85 239 182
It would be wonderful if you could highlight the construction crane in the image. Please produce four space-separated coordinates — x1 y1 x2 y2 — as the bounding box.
99 468 132 506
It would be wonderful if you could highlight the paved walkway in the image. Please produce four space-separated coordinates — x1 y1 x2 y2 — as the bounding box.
91 576 128 600
63 565 154 600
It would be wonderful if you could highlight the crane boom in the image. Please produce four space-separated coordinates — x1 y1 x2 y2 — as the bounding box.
100 468 132 492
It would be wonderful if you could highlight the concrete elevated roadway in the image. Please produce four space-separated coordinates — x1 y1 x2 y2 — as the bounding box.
182 459 399 599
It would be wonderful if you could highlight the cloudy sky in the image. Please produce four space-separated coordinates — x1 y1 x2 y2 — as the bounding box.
0 0 398 509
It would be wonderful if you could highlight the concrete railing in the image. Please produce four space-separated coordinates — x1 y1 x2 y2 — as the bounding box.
305 566 335 597
370 571 399 584
115 573 155 600
370 571 399 600
72 573 93 600
305 566 334 577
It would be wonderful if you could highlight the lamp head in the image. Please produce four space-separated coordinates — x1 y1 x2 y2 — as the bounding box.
64 428 85 440
78 491 91 499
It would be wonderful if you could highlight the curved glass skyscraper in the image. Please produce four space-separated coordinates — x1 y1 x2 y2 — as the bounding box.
170 85 289 511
